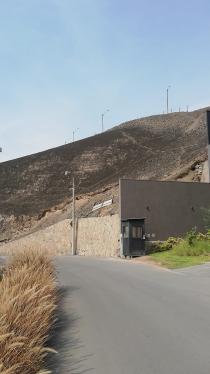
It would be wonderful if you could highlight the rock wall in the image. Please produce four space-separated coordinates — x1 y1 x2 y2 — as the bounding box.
0 214 120 257
76 214 120 257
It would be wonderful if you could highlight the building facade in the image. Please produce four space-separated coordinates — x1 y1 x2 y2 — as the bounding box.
119 178 210 256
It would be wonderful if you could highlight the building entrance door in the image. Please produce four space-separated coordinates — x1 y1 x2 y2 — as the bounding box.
121 218 145 257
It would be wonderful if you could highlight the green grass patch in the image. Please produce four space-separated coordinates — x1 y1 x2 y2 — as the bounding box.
150 250 210 269
174 239 210 256
149 233 210 269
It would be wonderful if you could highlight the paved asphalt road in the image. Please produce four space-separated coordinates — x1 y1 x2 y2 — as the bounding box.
48 257 210 374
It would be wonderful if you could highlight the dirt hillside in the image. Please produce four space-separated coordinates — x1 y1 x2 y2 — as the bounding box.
0 107 209 241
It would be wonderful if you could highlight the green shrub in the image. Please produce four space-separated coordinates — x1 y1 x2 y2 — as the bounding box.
149 237 181 253
149 228 210 256
196 232 207 241
174 239 210 256
206 229 210 240
185 227 197 246
164 237 182 248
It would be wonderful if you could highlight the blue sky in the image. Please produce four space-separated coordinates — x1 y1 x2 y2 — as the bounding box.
0 0 210 161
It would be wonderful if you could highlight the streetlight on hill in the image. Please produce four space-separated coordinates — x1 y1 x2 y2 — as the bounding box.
73 128 79 143
167 85 171 114
101 109 109 132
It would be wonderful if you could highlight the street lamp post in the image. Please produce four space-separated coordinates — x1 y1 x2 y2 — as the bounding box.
101 109 109 132
101 113 104 132
167 85 171 114
73 128 79 143
64 171 76 255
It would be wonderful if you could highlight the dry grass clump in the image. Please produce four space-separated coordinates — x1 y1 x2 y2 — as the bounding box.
0 250 57 373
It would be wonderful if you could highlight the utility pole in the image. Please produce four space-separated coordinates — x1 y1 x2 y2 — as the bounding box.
72 177 75 256
167 85 171 114
64 171 76 255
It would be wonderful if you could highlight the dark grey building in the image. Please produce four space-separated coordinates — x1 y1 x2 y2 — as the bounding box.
118 110 210 257
119 178 210 256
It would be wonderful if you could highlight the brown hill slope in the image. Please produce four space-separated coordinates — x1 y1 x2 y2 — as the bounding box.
0 108 209 240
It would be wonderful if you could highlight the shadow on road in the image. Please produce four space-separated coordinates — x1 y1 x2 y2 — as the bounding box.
46 285 94 374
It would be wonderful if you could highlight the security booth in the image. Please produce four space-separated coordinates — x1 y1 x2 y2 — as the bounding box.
121 218 145 257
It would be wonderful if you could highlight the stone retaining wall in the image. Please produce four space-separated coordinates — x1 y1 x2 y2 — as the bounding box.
76 214 120 257
0 214 120 257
